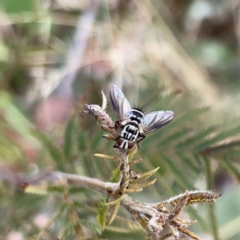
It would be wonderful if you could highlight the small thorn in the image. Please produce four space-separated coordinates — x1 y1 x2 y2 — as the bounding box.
19 182 29 191
120 163 124 171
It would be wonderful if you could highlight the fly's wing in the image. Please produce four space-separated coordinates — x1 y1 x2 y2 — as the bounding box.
142 111 174 134
109 85 132 121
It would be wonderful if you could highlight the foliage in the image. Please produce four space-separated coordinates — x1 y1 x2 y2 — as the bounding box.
0 0 240 239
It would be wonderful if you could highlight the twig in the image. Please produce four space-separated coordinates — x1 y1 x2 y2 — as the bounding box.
19 169 221 239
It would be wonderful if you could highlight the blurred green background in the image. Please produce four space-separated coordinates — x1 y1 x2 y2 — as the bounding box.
0 0 240 239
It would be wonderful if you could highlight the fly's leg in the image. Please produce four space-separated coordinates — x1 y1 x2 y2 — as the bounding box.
137 135 145 143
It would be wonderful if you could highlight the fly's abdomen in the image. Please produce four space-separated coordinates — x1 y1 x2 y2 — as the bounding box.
121 125 138 140
114 122 140 149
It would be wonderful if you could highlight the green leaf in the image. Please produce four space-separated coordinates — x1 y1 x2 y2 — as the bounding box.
57 222 72 239
176 126 218 149
0 134 22 163
208 203 220 240
201 156 214 189
34 131 64 170
187 206 209 232
163 108 209 130
201 156 220 239
159 153 194 190
64 116 75 160
158 128 190 147
197 125 240 152
77 131 87 152
225 149 240 158
202 141 240 156
90 130 104 149
108 201 120 225
80 219 101 235
47 185 65 194
1 0 35 13
178 154 200 174
111 167 121 182
192 152 202 167
132 167 159 181
23 184 48 196
220 158 240 183
0 92 35 143
96 198 108 231
34 206 65 240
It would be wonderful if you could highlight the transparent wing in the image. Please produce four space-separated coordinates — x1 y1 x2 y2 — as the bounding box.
109 85 132 121
142 111 174 134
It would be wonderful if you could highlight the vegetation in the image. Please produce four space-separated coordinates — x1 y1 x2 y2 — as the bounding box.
0 1 240 239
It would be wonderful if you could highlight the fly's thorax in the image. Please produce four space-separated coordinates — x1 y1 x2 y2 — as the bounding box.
119 118 131 126
126 109 144 124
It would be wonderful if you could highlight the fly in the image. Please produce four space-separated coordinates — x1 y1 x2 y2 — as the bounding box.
109 85 174 150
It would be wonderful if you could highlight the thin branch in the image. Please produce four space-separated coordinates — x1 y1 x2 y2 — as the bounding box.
18 169 221 239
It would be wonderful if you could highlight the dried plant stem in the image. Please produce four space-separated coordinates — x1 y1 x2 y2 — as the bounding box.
59 172 119 195
119 151 130 195
21 170 221 239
